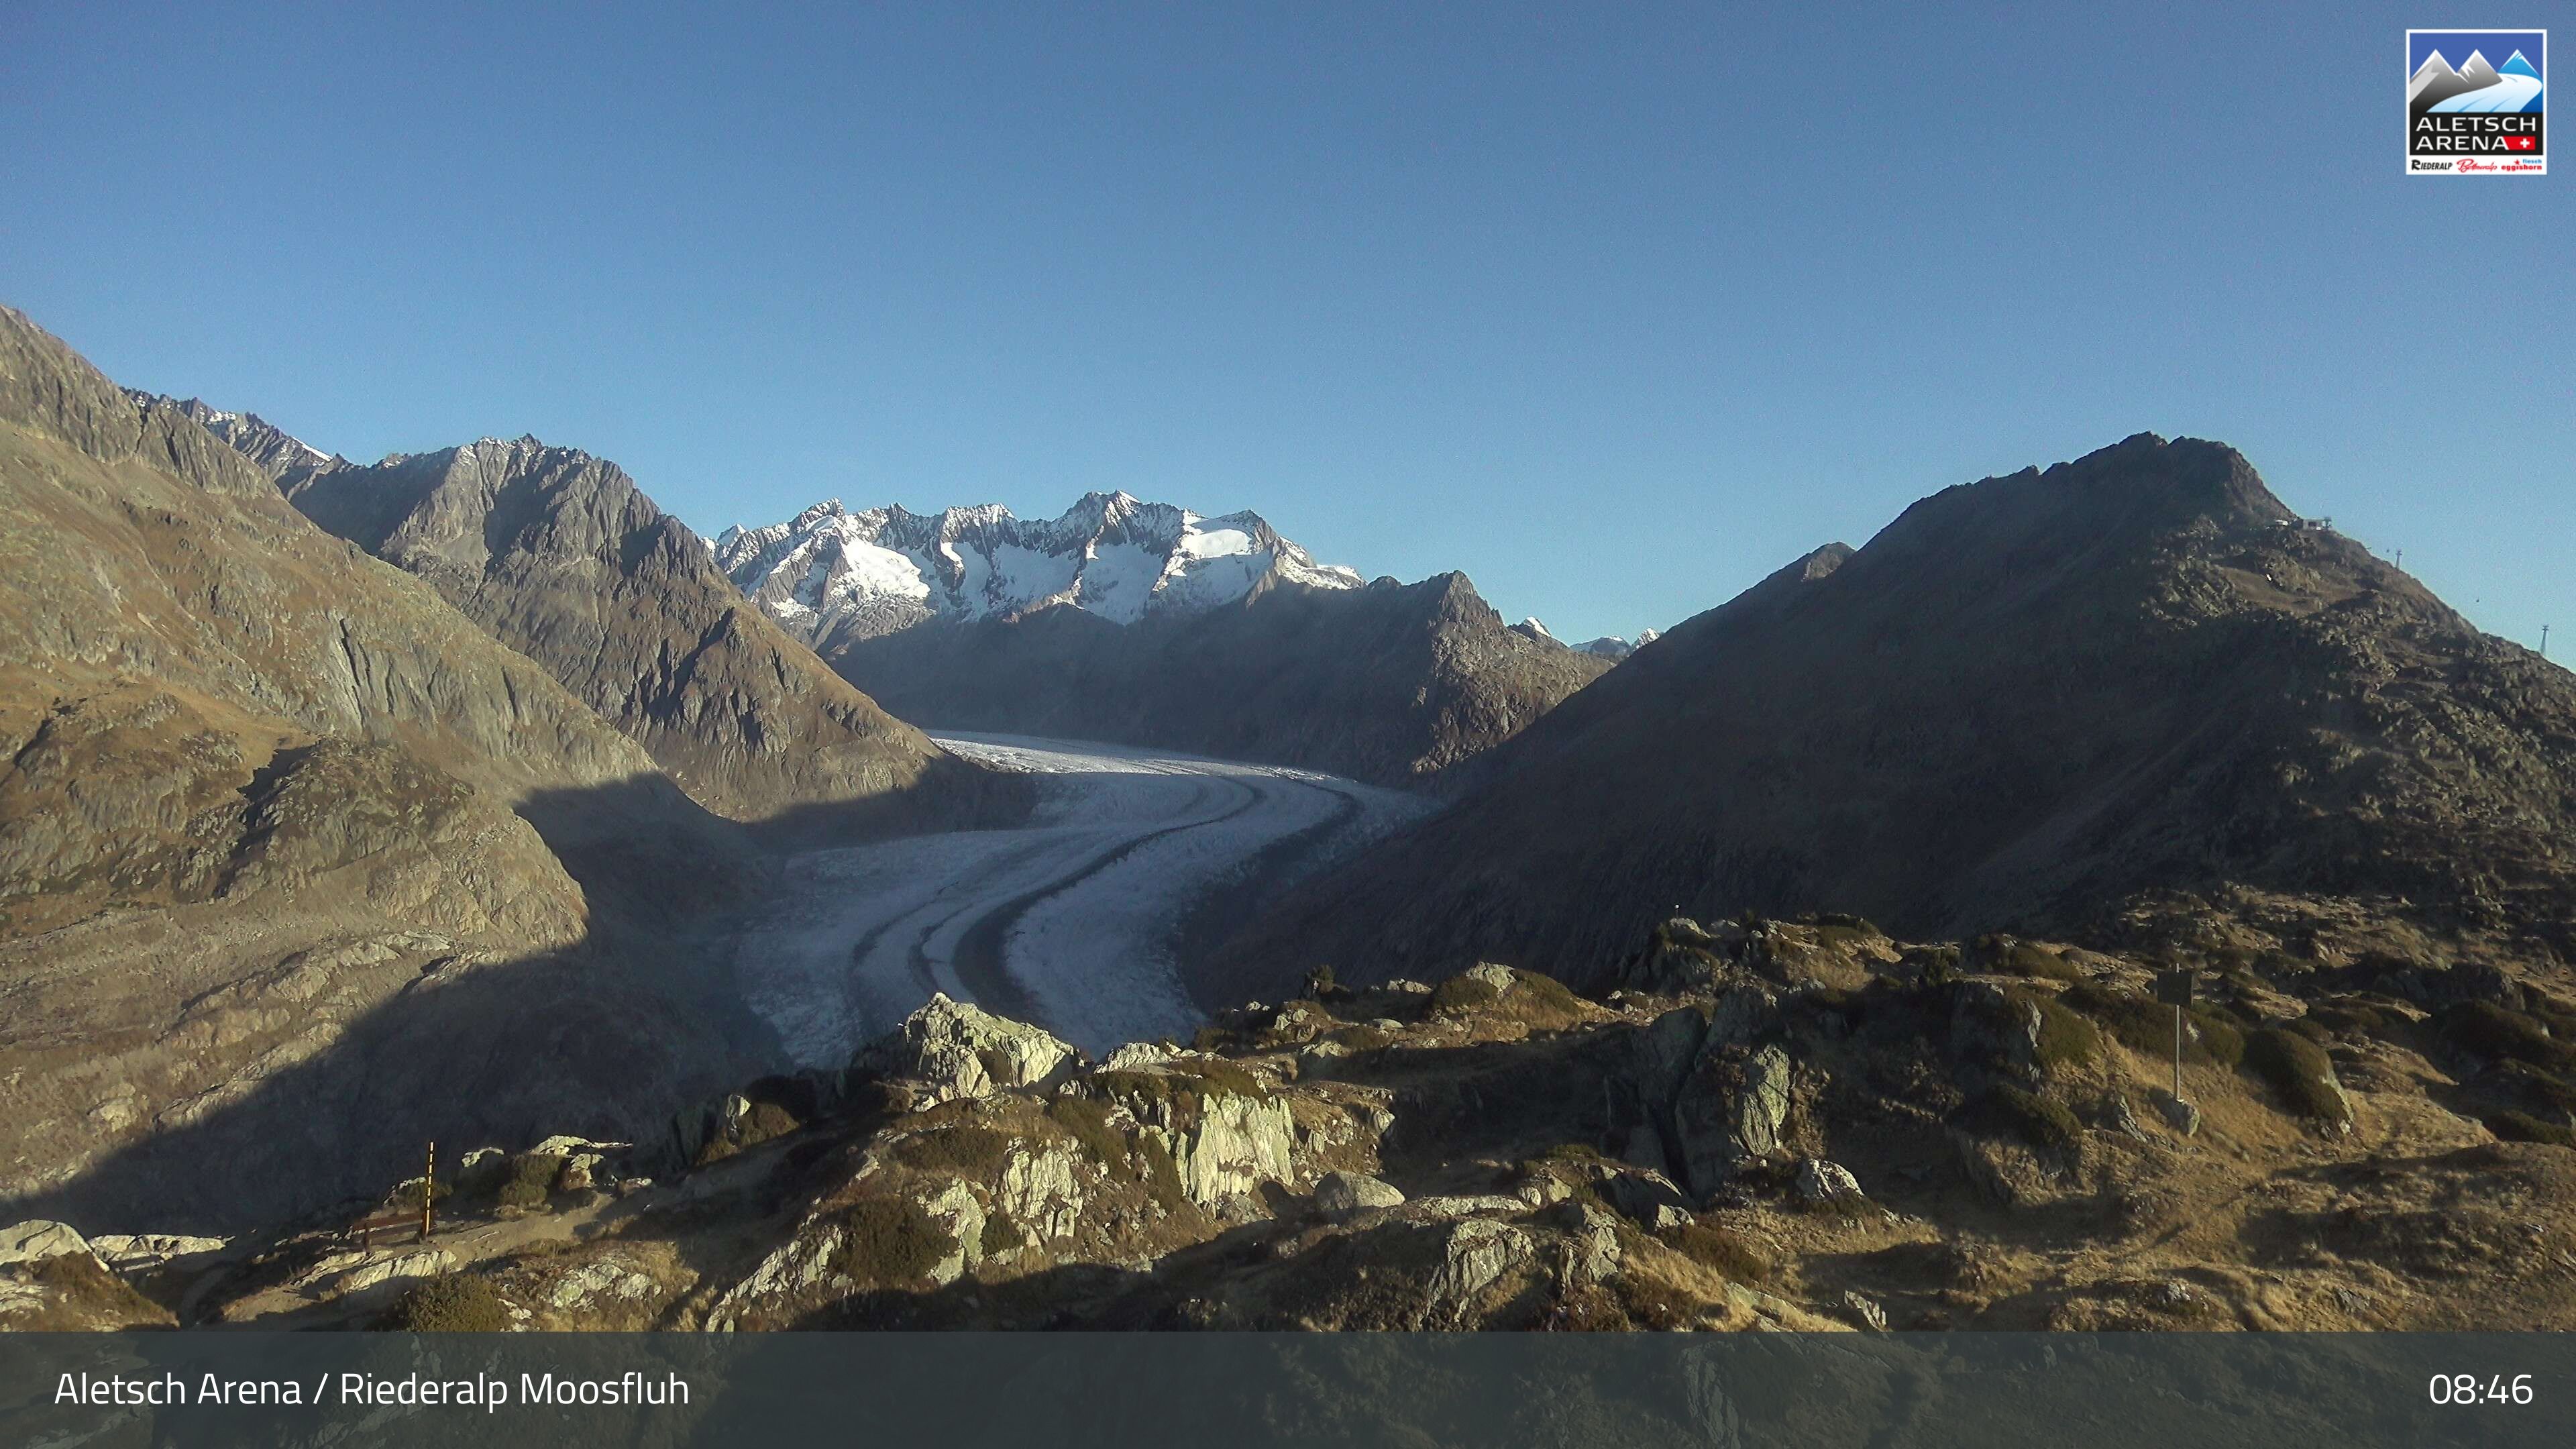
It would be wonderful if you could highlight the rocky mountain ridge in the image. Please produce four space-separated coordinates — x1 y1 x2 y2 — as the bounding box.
254 434 1015 828
828 569 1612 788
1224 433 2576 987
0 307 771 1233
716 491 1365 655
720 491 1611 786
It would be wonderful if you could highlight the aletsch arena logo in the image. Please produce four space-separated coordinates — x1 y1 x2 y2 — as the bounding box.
2408 29 2546 174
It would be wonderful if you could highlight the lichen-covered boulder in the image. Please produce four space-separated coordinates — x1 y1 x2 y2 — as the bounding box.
1430 1218 1531 1313
1950 981 2043 1087
1673 1044 1794 1198
1314 1171 1405 1216
856 993 1078 1103
0 1221 93 1268
997 1139 1087 1241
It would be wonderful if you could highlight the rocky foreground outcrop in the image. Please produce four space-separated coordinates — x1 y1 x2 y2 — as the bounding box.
33 912 2576 1332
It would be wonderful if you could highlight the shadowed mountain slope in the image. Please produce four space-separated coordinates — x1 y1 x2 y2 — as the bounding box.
222 436 1006 830
1220 433 2576 989
826 570 1612 788
0 307 759 1230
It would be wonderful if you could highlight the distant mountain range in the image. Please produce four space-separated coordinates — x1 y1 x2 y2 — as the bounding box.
722 494 1615 786
715 494 1365 654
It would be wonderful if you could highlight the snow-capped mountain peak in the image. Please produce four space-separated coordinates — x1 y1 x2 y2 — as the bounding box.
715 493 1365 649
1576 626 1662 661
129 390 340 476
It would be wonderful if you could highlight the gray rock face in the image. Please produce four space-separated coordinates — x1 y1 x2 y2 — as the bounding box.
1795 1157 1862 1204
264 434 1004 829
1620 918 1747 996
857 994 1078 1103
2106 1094 2155 1141
1706 984 1780 1052
1559 1203 1622 1286
1600 1169 1692 1226
1169 1092 1299 1208
1951 981 2045 1086
1429 1218 1530 1313
131 394 342 484
1673 1043 1796 1199
998 1140 1088 1242
0 1221 92 1267
83 1232 227 1274
1313 1171 1405 1216
2154 1091 2203 1136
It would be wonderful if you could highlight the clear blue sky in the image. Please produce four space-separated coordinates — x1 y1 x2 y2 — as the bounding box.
4 3 2567 649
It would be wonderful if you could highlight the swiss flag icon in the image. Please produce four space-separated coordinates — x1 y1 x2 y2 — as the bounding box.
2504 136 2538 152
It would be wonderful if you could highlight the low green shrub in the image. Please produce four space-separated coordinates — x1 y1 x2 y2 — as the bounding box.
2486 1111 2576 1148
2064 986 2250 1069
2491 1061 2576 1118
1179 1057 1273 1099
1996 944 2084 983
496 1152 562 1209
391 1179 454 1212
1430 974 1503 1014
2188 1006 2248 1068
1662 1222 1774 1283
2002 987 2103 1071
2437 1002 2576 1073
979 1210 1023 1256
1134 1134 1195 1219
2243 1028 2350 1124
1511 969 1590 1024
1966 1083 2084 1153
1813 918 1884 953
2306 1000 2404 1038
1045 1095 1130 1176
892 1123 1016 1177
380 1274 508 1332
830 1197 952 1284
739 1102 800 1146
1910 946 1963 990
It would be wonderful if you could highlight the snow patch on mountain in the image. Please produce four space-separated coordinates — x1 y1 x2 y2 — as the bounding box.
716 490 1365 647
1576 627 1662 661
128 390 339 473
